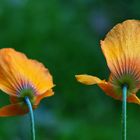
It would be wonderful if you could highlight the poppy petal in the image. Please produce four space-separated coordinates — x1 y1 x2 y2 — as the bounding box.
76 74 140 104
0 48 54 96
99 82 140 104
127 94 140 104
76 74 118 99
0 103 28 117
34 89 54 106
75 74 104 85
101 20 140 78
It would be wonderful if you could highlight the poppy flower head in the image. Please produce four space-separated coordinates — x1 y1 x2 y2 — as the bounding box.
101 20 140 96
0 48 54 116
76 20 140 104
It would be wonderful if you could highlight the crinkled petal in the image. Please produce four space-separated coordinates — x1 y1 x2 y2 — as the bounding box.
0 102 28 117
0 48 54 96
76 74 140 104
101 20 140 78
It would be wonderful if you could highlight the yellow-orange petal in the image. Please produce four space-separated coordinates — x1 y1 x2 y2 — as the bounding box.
0 103 28 117
75 74 104 85
101 20 140 77
99 82 140 104
127 94 140 104
34 89 54 106
76 74 140 104
75 74 118 99
0 48 54 96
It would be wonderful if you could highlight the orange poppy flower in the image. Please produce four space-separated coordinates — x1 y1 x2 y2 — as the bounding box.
76 20 140 104
0 48 54 116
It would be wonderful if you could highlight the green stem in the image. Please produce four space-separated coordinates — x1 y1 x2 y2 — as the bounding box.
122 86 127 140
25 97 35 140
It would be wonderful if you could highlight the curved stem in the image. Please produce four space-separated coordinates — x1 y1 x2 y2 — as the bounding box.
122 86 127 140
25 97 35 140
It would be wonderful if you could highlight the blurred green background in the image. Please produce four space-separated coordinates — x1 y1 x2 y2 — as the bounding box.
0 0 140 140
